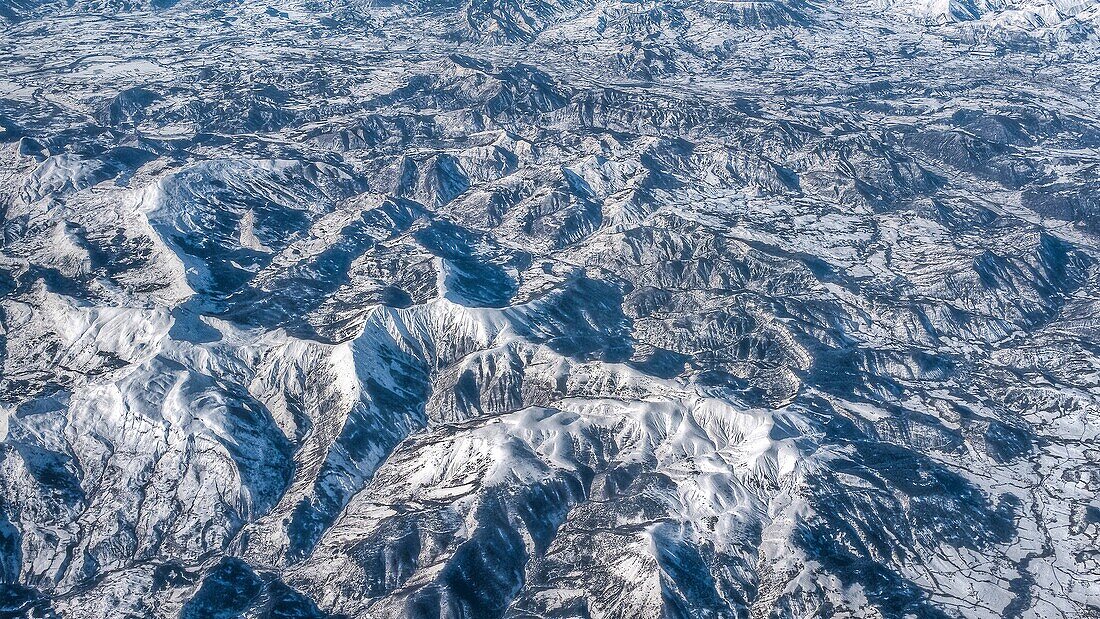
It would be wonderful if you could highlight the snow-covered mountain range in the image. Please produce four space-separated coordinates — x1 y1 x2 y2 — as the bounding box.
1 0 1099 617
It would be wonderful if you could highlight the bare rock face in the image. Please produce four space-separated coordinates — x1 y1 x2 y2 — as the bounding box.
1 0 1099 617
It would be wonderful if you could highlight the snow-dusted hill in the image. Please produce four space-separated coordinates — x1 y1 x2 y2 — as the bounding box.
1 0 1099 617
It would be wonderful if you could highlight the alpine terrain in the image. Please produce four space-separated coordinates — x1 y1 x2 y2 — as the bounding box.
1 0 1099 617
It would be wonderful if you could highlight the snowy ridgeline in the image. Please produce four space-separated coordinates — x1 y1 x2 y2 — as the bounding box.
0 1 1099 618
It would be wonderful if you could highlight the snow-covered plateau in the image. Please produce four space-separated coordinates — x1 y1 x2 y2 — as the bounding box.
1 0 1099 617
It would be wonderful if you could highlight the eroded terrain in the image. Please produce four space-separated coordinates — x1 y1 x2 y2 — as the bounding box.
1 0 1099 617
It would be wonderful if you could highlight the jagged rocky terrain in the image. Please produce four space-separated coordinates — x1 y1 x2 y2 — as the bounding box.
1 0 1100 617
